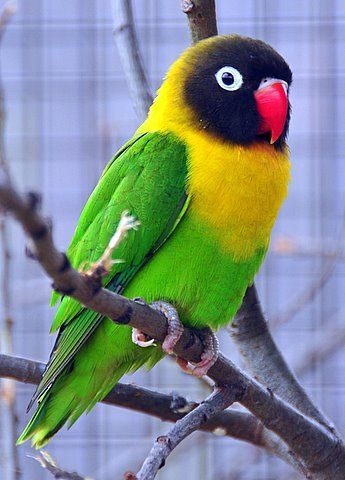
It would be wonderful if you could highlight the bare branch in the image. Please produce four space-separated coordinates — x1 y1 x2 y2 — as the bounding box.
134 388 238 480
180 3 320 476
0 352 294 467
182 0 218 43
111 0 153 121
229 285 335 434
0 1 343 478
1 352 310 475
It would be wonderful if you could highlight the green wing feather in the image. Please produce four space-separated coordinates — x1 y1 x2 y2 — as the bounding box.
25 131 189 411
50 131 146 309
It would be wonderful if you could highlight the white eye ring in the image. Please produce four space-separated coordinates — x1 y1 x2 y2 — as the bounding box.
215 66 243 91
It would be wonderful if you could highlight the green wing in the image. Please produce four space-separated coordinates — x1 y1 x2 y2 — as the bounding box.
32 131 189 406
49 132 147 309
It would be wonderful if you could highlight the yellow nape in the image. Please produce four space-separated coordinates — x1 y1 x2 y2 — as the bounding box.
138 37 291 261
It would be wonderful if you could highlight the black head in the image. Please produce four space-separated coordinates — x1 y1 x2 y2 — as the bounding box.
183 35 292 150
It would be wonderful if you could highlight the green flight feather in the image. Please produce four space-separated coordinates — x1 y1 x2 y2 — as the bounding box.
50 132 149 309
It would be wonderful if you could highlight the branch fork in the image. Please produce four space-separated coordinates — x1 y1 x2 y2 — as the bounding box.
134 387 239 480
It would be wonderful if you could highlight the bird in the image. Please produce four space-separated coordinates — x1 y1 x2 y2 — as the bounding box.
17 34 292 448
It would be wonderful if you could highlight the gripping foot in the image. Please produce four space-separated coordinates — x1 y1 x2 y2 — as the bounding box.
176 328 219 377
131 298 183 351
131 297 156 347
131 299 219 378
192 327 219 377
150 301 184 354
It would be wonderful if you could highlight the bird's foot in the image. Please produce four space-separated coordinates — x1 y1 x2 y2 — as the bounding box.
131 299 183 351
131 298 156 347
192 327 219 377
176 328 219 378
150 301 184 354
131 299 218 377
131 328 155 347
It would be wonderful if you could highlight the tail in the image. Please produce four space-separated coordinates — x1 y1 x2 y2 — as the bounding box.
17 321 163 449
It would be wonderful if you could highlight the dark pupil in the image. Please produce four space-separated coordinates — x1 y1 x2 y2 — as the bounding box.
221 71 234 85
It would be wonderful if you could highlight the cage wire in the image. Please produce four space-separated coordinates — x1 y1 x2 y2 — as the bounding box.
0 1 344 479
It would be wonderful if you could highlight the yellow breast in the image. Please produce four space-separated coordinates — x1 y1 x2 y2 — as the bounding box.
184 130 291 259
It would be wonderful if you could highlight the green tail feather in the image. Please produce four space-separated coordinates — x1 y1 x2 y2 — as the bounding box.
17 322 163 449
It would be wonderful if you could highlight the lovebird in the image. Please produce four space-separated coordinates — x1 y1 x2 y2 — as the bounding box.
18 34 292 448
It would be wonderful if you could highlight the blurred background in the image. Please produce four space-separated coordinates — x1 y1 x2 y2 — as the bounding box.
0 0 344 479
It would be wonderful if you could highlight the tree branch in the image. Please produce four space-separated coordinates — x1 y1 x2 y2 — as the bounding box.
0 351 298 468
1 1 343 478
229 285 334 433
182 0 218 43
111 0 153 121
31 451 86 480
134 387 238 480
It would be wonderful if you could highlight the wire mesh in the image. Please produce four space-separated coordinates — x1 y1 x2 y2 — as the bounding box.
0 0 344 478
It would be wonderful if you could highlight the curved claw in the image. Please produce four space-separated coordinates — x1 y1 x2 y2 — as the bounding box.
132 328 156 348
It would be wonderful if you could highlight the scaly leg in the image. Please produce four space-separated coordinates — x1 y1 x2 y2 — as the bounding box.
150 301 184 354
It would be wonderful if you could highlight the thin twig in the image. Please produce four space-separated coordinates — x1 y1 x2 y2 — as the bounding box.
1 352 309 475
1 0 343 478
111 2 297 477
182 1 341 477
134 388 239 480
31 451 88 480
111 0 153 121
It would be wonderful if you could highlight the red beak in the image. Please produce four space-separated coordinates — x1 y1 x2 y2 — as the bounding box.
254 80 289 144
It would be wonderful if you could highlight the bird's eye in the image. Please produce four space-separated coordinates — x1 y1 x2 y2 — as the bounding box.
215 66 243 91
